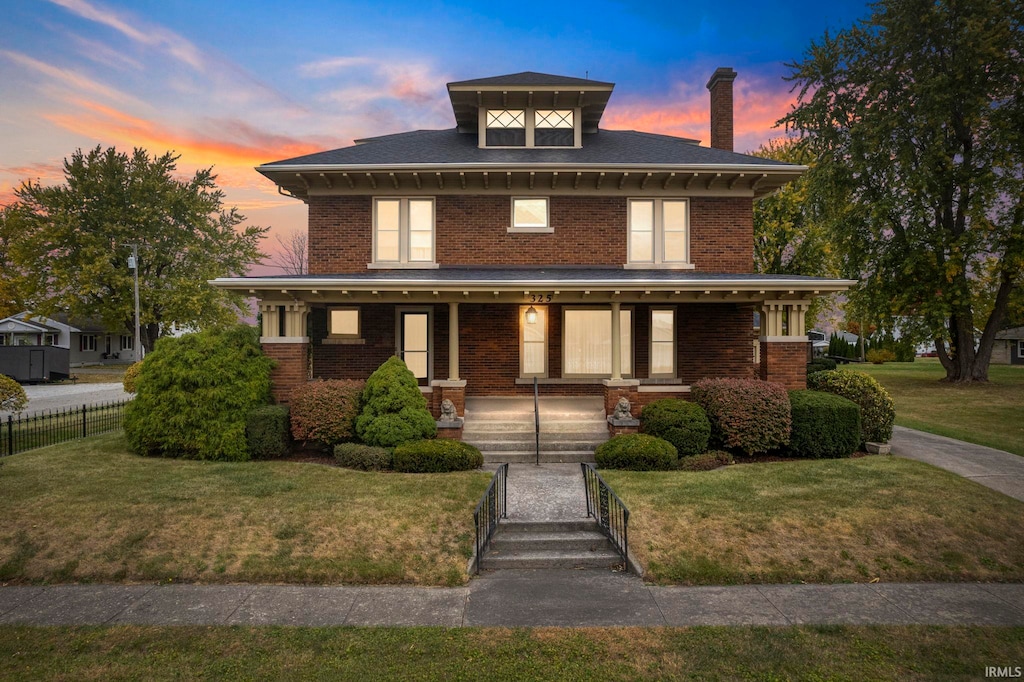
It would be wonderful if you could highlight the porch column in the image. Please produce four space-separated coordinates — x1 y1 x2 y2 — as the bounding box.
759 299 812 390
259 300 310 404
448 301 459 381
610 300 622 381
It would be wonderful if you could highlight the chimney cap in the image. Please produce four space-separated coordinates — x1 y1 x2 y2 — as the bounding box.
706 67 738 91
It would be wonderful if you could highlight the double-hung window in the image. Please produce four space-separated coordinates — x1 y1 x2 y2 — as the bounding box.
486 109 526 146
650 308 676 377
373 198 435 266
627 199 690 267
561 308 633 377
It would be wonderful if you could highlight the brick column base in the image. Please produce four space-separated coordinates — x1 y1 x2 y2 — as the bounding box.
602 379 640 417
431 380 467 440
261 339 310 403
607 421 640 437
759 340 809 390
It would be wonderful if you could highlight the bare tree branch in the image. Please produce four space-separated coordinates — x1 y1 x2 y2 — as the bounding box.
273 229 308 275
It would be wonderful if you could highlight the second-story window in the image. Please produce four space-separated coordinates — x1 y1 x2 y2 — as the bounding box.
627 199 689 266
374 198 435 265
486 109 525 146
510 197 550 232
534 110 574 147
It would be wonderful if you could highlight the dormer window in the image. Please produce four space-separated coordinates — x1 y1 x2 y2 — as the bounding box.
481 108 579 148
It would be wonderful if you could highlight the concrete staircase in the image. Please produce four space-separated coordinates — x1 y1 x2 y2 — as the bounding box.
481 519 623 570
463 397 608 464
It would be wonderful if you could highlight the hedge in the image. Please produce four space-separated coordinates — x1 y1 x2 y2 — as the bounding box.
392 439 483 473
245 405 291 459
691 378 791 456
356 357 437 448
640 399 711 456
0 375 28 413
334 443 393 471
678 450 733 471
786 390 861 459
289 379 364 448
595 434 678 471
808 369 896 444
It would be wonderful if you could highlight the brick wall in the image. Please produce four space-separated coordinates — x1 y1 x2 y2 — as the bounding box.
308 195 752 274
759 340 809 390
262 342 308 403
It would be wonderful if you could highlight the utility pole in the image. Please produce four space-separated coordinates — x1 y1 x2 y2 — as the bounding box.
128 245 142 360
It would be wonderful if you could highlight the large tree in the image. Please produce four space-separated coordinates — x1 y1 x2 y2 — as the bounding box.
782 0 1024 382
0 204 31 318
13 146 266 352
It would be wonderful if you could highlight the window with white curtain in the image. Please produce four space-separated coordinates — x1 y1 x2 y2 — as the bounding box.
562 308 633 377
520 305 547 377
373 198 434 264
650 308 676 377
628 199 689 265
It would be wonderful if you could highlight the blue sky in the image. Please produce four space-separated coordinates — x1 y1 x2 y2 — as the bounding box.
0 0 872 266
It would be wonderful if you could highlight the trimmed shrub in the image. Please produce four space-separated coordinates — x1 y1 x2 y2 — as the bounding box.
246 405 291 459
808 369 896 444
289 379 365 448
334 443 392 471
595 434 678 471
392 439 482 473
640 399 711 456
807 357 837 374
786 390 861 459
123 325 274 461
122 361 142 394
356 357 436 448
866 348 896 364
678 450 733 472
0 375 28 413
692 378 792 456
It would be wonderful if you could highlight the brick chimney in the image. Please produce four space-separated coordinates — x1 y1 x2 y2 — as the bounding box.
706 67 737 152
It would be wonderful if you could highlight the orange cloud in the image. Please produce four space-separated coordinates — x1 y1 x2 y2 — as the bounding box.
0 50 145 108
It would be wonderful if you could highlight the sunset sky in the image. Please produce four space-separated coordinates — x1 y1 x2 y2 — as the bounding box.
0 0 871 274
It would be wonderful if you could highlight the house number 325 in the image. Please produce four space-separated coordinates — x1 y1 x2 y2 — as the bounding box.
529 294 553 302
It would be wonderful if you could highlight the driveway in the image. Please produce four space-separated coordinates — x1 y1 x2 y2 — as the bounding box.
1 382 131 419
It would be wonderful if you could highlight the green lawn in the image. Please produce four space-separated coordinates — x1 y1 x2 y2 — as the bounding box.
1 625 1021 680
603 456 1024 585
857 359 1024 456
0 434 491 586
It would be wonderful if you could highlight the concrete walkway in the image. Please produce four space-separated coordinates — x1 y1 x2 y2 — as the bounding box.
504 463 588 521
891 426 1024 502
1 577 1022 627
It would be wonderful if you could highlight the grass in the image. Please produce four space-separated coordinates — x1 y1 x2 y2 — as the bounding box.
0 434 491 586
0 625 1021 680
603 456 1024 585
857 358 1024 456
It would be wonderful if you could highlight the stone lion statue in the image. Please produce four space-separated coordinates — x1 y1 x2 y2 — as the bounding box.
440 398 458 421
612 396 632 420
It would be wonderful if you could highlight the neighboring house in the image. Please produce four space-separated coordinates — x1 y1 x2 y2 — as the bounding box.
993 327 1024 365
212 69 854 425
0 312 139 367
808 330 828 357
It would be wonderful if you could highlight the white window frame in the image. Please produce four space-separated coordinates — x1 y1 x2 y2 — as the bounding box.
478 107 581 149
80 334 97 352
120 335 133 351
561 306 635 379
395 306 433 384
649 307 677 378
1018 340 1024 358
626 198 694 269
509 197 552 233
328 307 361 339
370 197 437 268
519 305 548 378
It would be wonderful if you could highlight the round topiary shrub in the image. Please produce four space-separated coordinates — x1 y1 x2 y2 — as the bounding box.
691 378 792 456
122 361 142 394
245 404 291 459
392 439 483 473
786 390 861 459
640 399 711 456
334 442 393 471
123 325 274 461
595 434 678 471
0 375 28 413
808 369 895 444
289 378 365 449
355 357 436 448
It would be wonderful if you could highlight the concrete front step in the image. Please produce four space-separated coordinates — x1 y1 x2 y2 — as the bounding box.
463 420 608 434
468 439 605 452
482 520 622 570
501 520 600 532
482 451 596 464
483 549 623 570
491 530 610 552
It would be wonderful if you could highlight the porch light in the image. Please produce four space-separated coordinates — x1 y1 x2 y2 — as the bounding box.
525 306 538 324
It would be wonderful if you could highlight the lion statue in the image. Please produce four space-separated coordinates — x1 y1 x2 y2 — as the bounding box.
440 398 458 421
612 396 632 420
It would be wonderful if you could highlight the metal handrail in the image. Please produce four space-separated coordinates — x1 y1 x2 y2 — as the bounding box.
533 376 540 466
473 462 509 574
580 463 631 571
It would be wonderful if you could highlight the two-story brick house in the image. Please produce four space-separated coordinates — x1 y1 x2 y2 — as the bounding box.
212 69 853 429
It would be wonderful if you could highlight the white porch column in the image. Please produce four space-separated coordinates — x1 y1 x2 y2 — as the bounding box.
610 300 622 381
259 303 280 338
448 301 460 381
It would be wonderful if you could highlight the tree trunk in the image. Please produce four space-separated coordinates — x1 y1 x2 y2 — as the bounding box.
939 274 1013 382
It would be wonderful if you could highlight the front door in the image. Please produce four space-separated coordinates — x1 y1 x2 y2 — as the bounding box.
398 310 430 386
29 350 45 381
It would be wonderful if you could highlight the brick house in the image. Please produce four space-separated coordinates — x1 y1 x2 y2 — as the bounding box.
212 69 853 435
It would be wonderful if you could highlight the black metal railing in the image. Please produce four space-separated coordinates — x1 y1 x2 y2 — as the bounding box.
581 462 631 570
473 462 509 573
533 376 540 466
3 399 130 457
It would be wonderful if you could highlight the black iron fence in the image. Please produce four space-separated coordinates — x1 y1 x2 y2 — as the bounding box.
473 462 509 573
3 399 130 457
581 462 631 570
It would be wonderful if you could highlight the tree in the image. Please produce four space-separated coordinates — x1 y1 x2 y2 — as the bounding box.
0 205 31 318
751 138 836 330
13 146 267 352
272 229 308 275
782 0 1024 382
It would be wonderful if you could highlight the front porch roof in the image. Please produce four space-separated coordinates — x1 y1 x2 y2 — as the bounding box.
212 268 855 304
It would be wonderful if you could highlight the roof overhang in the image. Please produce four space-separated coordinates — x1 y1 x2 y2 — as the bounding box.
447 82 615 133
257 163 806 202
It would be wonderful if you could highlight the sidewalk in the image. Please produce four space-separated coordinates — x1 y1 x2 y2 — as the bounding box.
1 576 1022 627
890 425 1024 502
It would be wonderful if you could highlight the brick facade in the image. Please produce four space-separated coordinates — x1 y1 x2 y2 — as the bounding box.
262 342 309 403
759 340 809 390
307 195 752 274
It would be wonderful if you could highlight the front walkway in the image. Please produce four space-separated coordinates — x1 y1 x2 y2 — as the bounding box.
503 463 588 520
891 426 1024 502
1 579 1022 627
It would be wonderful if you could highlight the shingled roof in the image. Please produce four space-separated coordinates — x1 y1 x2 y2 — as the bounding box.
447 71 614 88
